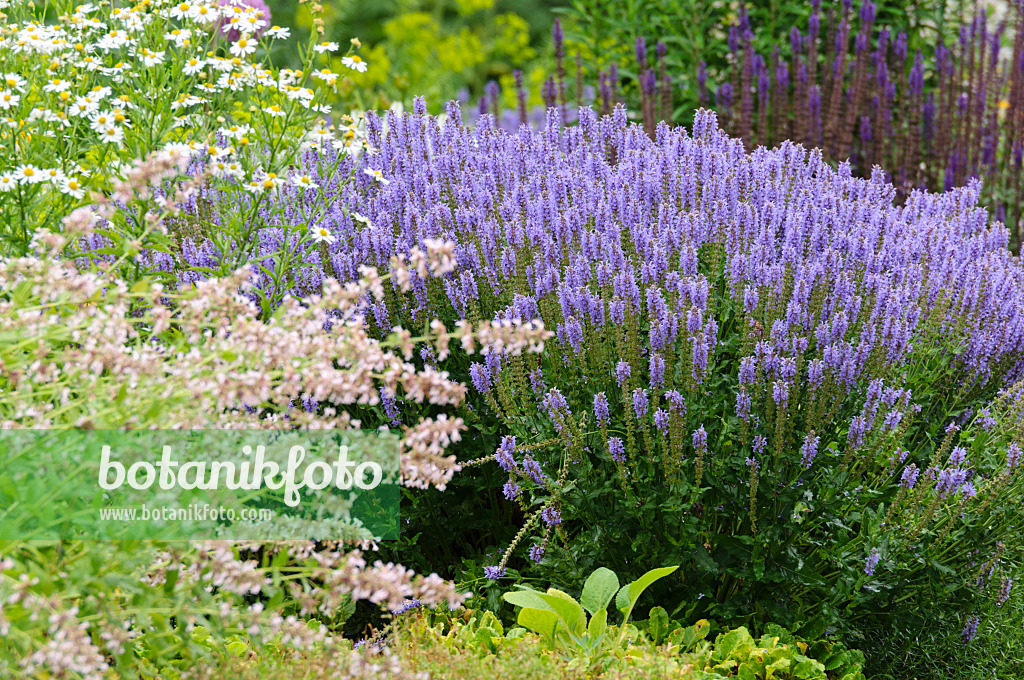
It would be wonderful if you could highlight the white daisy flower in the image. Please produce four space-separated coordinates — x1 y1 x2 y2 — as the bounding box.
341 55 368 73
310 226 336 244
182 57 206 75
220 123 252 140
312 68 338 85
351 211 372 226
89 109 116 132
0 173 17 192
168 2 193 20
13 165 44 184
292 174 317 189
41 168 67 184
43 78 70 93
0 90 20 110
264 26 290 39
262 104 285 117
98 125 124 145
229 36 257 57
313 41 339 53
2 73 27 92
59 176 85 198
363 168 389 185
141 49 165 67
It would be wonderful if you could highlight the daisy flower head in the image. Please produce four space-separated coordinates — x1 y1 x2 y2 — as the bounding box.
2 73 27 92
89 109 116 132
220 123 252 140
142 49 165 67
43 78 70 93
262 103 285 117
168 2 194 20
313 41 339 54
229 36 257 57
163 28 194 46
341 55 367 73
363 168 389 185
98 125 125 145
14 165 44 184
0 173 16 192
248 170 284 194
312 68 338 85
59 176 86 198
292 174 318 189
264 25 290 39
0 90 20 110
182 57 206 75
192 4 218 24
42 168 67 184
351 211 372 226
310 226 335 244
211 159 243 179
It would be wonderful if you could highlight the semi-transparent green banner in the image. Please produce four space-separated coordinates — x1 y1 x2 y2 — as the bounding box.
0 430 400 540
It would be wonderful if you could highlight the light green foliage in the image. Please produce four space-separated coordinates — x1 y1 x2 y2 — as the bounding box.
274 0 549 114
502 565 678 655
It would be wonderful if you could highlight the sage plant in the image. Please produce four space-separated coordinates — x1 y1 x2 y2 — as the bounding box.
156 102 1024 640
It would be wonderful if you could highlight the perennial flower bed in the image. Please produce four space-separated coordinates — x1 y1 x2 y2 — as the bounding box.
1 0 1024 677
119 102 1024 648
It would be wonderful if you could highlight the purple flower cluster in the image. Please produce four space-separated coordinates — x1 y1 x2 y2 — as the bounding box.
483 565 506 580
180 105 1024 408
865 548 881 576
162 105 1024 609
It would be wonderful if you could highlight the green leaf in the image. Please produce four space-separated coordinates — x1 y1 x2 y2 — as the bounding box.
502 587 551 611
712 627 754 664
536 589 585 635
765 656 793 679
669 618 711 651
580 567 619 616
516 608 560 645
615 565 679 615
793 657 827 679
587 607 607 642
648 606 670 645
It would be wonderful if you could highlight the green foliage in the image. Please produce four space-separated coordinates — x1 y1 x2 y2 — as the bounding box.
552 0 973 125
501 565 678 655
264 0 558 113
425 598 866 680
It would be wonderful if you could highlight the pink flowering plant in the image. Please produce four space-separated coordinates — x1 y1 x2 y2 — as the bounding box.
0 142 553 675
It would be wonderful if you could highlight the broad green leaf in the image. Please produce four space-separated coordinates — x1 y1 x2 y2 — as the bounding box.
506 627 527 640
737 662 759 680
503 587 552 611
648 606 670 644
537 588 585 635
712 627 755 664
765 656 792 679
516 607 560 644
580 567 619 616
793 657 827 679
587 607 607 642
615 565 679 615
